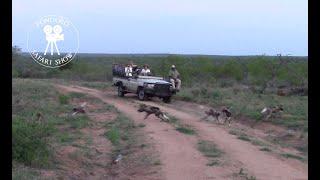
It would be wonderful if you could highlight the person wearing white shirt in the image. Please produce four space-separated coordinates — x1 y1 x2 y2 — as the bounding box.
125 64 133 77
140 64 151 76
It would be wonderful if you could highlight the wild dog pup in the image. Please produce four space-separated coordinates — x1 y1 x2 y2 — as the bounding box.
261 105 284 120
137 104 169 122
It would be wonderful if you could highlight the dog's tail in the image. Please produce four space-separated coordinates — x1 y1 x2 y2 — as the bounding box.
261 107 268 114
162 113 170 122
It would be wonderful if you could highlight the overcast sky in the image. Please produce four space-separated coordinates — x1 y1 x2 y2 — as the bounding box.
13 0 308 56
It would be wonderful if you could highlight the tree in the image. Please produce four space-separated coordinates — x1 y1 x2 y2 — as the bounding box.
12 45 22 63
264 54 288 88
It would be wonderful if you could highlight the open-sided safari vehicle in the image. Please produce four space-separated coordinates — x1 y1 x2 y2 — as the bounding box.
112 64 176 103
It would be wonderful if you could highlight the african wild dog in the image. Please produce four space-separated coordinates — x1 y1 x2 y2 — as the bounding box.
137 104 169 122
261 105 284 120
202 107 232 126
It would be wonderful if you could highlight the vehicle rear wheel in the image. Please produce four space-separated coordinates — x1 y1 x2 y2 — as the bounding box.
163 96 171 103
138 88 147 101
118 86 125 97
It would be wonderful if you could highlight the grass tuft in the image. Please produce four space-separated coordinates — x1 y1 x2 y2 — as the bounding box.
176 126 196 135
58 94 70 105
198 140 223 158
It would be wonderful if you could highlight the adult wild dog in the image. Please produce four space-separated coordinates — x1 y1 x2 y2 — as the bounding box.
137 104 170 122
202 107 232 126
261 105 284 120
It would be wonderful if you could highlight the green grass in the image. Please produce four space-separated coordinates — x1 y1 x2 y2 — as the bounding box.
13 52 308 132
138 123 146 128
281 153 304 161
12 79 60 168
79 81 112 90
105 127 121 145
236 168 257 180
12 79 94 176
58 94 70 104
237 134 251 142
104 114 136 148
153 160 161 166
65 115 90 129
230 129 270 147
12 117 54 167
197 140 223 158
55 130 82 145
177 85 307 132
206 160 220 166
167 115 196 135
259 147 271 152
12 164 39 180
176 126 196 135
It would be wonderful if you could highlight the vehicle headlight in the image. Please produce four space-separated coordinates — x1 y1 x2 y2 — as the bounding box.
147 84 155 88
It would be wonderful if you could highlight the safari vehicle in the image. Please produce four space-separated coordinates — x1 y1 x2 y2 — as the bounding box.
112 64 176 103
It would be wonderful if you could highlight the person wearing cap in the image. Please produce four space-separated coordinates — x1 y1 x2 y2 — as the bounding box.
168 65 181 91
140 64 151 76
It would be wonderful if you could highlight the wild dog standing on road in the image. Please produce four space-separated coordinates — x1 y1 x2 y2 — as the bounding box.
261 105 284 120
202 107 232 126
221 107 232 126
137 104 170 122
202 108 221 122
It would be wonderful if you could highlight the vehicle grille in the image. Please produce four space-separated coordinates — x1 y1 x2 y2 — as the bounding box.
154 84 171 96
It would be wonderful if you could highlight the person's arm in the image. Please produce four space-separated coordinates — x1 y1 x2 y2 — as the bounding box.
168 70 173 78
177 71 180 79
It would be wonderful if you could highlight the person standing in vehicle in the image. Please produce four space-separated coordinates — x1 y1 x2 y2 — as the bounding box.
140 64 151 76
169 65 181 91
125 63 133 77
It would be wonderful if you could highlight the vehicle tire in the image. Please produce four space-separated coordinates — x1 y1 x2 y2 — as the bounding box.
138 88 147 101
118 85 125 97
163 96 171 103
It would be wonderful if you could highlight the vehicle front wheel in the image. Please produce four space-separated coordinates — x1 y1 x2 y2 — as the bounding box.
118 86 125 97
138 88 147 101
163 96 171 103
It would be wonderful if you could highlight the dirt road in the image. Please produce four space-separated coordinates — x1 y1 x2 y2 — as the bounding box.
56 84 308 180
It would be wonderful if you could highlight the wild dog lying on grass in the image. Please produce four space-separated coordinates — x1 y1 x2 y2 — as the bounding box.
260 105 284 120
137 104 170 122
202 107 232 126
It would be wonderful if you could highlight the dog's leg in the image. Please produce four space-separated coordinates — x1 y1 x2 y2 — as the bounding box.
144 113 151 119
227 117 231 127
265 113 272 121
200 114 210 121
159 115 166 122
156 114 164 121
215 115 220 124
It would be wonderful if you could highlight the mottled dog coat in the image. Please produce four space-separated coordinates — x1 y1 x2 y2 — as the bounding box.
203 107 232 126
261 105 284 120
137 104 169 122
